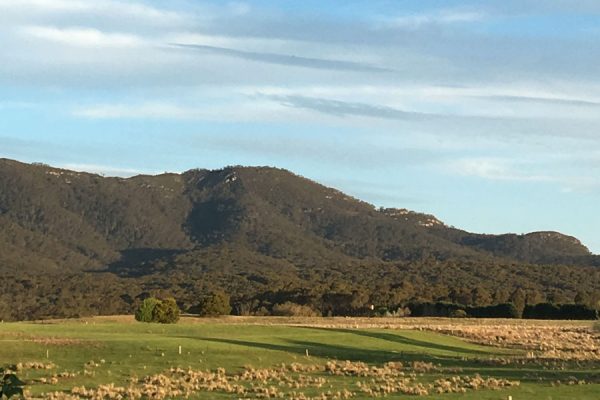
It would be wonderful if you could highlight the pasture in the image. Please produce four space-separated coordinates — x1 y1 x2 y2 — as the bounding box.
0 316 598 399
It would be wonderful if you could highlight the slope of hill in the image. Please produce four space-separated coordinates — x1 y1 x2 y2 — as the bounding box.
0 158 596 273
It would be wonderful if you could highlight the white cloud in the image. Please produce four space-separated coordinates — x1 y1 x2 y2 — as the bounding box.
444 155 600 194
0 0 89 12
446 157 553 182
19 25 144 47
71 100 294 123
0 0 187 25
384 9 485 29
243 83 600 120
73 103 199 119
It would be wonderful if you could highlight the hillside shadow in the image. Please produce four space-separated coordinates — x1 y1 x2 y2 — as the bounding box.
183 336 498 369
185 199 242 245
100 248 185 276
179 336 600 384
195 336 446 364
300 327 499 356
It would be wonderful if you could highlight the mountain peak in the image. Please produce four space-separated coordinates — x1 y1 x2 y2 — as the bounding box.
525 231 590 254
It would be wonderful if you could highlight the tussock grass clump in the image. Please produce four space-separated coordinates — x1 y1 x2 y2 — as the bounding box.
325 361 404 378
409 361 441 373
43 364 335 399
38 360 523 399
15 362 56 371
356 378 429 396
432 374 519 394
428 324 600 361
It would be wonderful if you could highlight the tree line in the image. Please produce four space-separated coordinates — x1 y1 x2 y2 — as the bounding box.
1 256 599 322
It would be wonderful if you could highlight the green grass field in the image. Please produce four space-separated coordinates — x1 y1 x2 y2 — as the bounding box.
0 317 598 399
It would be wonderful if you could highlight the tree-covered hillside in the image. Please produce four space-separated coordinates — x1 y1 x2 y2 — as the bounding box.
0 158 598 320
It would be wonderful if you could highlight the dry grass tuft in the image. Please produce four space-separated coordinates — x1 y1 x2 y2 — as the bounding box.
427 324 600 361
38 360 521 399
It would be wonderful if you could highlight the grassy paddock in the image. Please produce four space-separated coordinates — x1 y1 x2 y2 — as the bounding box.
0 316 598 399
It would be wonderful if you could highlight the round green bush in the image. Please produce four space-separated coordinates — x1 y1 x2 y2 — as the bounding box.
153 297 180 324
135 297 180 324
135 297 161 323
195 291 232 317
449 309 468 318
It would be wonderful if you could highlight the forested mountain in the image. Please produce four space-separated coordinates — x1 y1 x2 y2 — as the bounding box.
0 158 598 320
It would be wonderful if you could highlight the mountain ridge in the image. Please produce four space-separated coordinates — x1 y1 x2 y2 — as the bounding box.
0 157 595 276
0 158 599 320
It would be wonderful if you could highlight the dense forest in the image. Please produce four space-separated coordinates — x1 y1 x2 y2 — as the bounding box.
0 158 598 321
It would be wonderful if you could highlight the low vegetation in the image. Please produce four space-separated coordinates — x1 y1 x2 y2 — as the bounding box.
0 368 25 399
0 317 598 399
134 297 179 324
272 302 319 317
409 301 598 319
427 322 600 361
193 291 231 317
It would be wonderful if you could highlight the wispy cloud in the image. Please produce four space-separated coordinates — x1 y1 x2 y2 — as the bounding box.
384 9 485 29
19 25 144 47
73 102 203 119
252 84 600 123
444 156 600 194
72 99 289 122
0 0 91 12
446 157 553 182
476 94 600 107
263 94 434 120
0 0 187 26
169 43 391 73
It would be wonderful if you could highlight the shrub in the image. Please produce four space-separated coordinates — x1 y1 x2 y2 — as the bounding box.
467 303 520 318
558 304 598 320
408 302 462 317
0 369 25 399
135 297 160 323
153 297 180 324
272 302 318 317
449 309 467 318
135 297 180 324
195 291 232 317
253 306 269 316
523 303 598 320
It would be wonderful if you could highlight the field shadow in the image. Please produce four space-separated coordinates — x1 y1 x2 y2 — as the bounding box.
300 327 501 356
461 364 600 383
190 336 488 369
173 336 600 384
198 336 441 364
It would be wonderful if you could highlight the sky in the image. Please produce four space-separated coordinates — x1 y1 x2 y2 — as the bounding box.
1 0 600 253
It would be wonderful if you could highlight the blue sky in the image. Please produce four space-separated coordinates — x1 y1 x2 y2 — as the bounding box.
2 0 600 252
